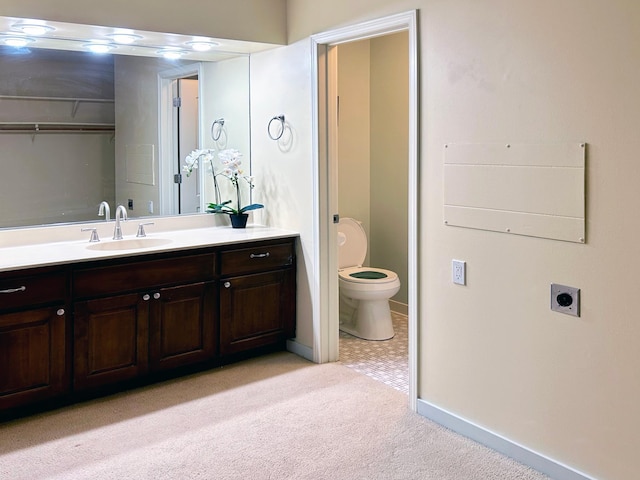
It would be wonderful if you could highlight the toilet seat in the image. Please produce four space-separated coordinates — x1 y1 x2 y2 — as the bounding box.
339 266 398 284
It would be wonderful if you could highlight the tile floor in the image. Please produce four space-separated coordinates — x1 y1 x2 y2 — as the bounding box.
338 311 408 394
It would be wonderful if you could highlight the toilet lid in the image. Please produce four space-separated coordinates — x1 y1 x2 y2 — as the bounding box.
337 217 367 269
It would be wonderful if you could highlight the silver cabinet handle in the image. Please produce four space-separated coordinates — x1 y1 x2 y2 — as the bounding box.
153 292 161 299
143 294 150 301
57 309 65 316
224 281 231 288
250 252 270 259
0 286 26 294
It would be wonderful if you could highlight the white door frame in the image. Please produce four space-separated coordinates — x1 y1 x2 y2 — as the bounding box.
311 10 420 410
158 63 204 216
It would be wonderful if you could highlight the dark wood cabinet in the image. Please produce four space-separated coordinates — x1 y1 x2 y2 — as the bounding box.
219 240 296 356
149 281 217 372
0 268 70 410
0 235 297 415
73 293 149 391
72 251 216 390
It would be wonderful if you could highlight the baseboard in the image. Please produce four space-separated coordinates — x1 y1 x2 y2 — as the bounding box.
416 399 596 480
389 299 408 316
286 339 314 362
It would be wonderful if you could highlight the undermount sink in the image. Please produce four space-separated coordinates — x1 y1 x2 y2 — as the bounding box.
86 238 173 251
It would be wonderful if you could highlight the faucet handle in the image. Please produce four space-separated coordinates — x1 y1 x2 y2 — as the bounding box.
136 222 155 237
81 227 100 243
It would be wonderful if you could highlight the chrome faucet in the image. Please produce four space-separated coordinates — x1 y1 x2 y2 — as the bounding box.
98 201 111 221
113 205 128 240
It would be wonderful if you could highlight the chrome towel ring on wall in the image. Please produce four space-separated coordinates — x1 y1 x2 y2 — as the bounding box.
211 118 225 141
268 114 285 140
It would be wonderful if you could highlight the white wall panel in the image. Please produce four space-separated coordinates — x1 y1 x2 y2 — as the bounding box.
444 143 585 243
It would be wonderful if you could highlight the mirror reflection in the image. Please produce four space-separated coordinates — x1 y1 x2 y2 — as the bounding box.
0 27 252 229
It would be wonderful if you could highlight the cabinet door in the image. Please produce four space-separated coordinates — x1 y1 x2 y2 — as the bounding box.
74 293 149 391
220 269 295 356
149 282 217 371
0 306 68 410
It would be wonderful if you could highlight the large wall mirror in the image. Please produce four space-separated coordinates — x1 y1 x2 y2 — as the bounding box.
0 16 273 229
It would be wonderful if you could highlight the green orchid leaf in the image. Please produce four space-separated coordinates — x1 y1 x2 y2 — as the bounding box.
239 203 264 213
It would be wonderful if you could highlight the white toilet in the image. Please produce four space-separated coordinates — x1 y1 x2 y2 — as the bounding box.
338 218 401 341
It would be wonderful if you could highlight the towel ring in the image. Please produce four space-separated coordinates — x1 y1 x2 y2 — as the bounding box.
268 114 285 141
211 118 225 141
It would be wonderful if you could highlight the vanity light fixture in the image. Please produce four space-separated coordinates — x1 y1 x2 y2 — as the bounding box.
185 40 219 52
11 23 54 36
84 42 116 54
1 36 35 47
158 48 185 59
106 33 142 45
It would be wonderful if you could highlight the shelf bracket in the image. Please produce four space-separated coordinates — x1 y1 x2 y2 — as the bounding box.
71 100 80 118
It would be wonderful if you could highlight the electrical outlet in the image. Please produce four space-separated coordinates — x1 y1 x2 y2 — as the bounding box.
551 284 580 317
452 260 466 285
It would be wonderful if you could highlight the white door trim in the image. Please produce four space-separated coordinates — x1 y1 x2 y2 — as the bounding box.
310 10 420 410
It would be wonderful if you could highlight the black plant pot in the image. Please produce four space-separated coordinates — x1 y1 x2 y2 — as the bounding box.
229 213 249 228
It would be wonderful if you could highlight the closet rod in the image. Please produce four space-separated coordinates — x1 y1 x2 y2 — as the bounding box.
0 95 114 103
0 123 115 133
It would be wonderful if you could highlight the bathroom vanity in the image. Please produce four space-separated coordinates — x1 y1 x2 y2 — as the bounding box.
0 225 297 417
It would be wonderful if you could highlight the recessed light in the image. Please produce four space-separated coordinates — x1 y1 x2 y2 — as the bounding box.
2 36 35 47
84 43 115 54
11 23 54 36
158 49 185 59
106 33 142 45
185 40 219 52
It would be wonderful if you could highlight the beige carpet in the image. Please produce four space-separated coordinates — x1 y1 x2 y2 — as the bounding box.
0 352 549 480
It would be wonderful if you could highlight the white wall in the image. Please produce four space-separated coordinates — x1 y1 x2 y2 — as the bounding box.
286 1 640 479
201 57 251 220
250 40 315 351
114 55 169 217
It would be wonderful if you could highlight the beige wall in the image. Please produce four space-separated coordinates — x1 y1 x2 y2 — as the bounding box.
0 0 287 44
287 1 640 479
4 1 639 478
337 39 371 262
369 32 409 305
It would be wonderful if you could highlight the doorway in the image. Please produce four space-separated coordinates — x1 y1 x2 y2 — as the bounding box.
158 63 204 216
311 11 419 409
176 77 200 214
334 32 410 393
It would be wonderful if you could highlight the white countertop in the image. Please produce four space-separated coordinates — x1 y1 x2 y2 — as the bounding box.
0 217 298 272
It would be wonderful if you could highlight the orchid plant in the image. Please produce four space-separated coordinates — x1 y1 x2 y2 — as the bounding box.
183 148 263 216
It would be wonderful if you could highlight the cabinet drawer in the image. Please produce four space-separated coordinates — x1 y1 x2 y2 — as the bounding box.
74 253 215 298
220 242 294 276
0 270 67 311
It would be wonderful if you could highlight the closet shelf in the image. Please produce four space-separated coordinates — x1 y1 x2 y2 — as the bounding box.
0 95 115 119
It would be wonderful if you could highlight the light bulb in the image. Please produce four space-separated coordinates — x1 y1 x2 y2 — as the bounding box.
2 36 35 47
12 23 54 36
158 49 185 59
186 40 219 52
84 43 115 54
107 33 142 45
